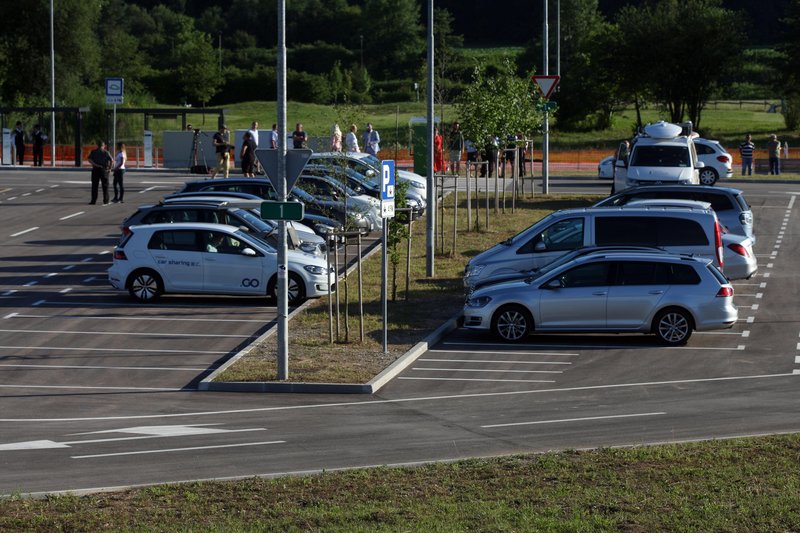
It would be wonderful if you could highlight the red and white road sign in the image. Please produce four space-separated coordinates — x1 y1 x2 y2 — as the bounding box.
531 75 560 99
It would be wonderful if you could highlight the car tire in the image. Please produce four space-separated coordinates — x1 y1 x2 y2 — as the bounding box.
268 272 307 306
699 167 718 186
491 304 533 342
127 269 163 303
653 307 693 346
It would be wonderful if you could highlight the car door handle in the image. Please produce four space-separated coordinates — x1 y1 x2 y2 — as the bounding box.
592 291 607 296
648 290 664 295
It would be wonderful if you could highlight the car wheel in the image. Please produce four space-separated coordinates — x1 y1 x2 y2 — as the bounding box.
491 304 533 342
653 308 693 346
699 167 718 186
127 269 163 302
269 272 307 306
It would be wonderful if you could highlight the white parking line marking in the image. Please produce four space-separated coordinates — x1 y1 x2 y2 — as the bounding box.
35 188 45 193
0 345 227 354
59 212 84 220
760 282 767 288
481 412 667 429
0 363 215 372
399 377 556 383
431 348 579 356
46 300 275 310
22 193 31 197
72 441 286 459
2 373 799 423
140 186 158 193
795 356 800 364
0 328 252 338
9 313 269 323
420 358 572 365
757 293 763 299
412 367 563 374
742 330 750 338
794 369 800 375
10 227 39 237
751 304 760 310
763 272 771 278
443 341 743 351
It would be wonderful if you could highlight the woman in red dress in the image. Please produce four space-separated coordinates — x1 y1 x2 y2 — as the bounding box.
433 126 444 172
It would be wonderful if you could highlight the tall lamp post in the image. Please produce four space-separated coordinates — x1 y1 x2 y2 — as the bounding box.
49 0 56 167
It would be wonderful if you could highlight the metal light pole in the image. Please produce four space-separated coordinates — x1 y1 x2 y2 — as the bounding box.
426 0 435 277
542 0 550 195
49 0 56 167
276 0 289 380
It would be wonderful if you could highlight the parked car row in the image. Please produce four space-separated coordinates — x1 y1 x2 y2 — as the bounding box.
108 156 429 305
463 184 756 345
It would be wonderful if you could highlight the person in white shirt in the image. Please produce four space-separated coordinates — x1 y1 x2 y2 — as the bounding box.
345 124 359 152
247 121 260 147
270 123 278 149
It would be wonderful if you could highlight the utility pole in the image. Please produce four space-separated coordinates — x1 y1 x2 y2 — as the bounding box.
426 0 435 277
276 0 289 380
49 0 56 167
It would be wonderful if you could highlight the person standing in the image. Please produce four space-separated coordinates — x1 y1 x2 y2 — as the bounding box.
31 124 47 167
447 122 464 175
433 127 444 173
210 125 231 178
13 121 25 165
330 123 343 152
767 134 781 175
270 123 278 149
240 131 257 177
345 124 359 152
87 141 113 205
292 123 308 149
111 142 127 203
738 134 755 176
247 121 260 148
362 122 380 157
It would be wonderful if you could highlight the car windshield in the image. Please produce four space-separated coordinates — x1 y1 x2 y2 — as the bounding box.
235 208 273 233
234 229 275 252
631 146 691 167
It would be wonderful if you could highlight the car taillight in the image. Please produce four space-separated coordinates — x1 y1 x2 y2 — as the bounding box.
122 226 131 237
113 250 127 260
716 286 733 297
714 221 723 269
716 155 730 163
727 243 750 257
739 212 753 225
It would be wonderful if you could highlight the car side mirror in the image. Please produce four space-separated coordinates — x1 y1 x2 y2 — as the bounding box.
366 169 376 178
242 248 257 257
544 279 563 290
534 241 547 252
695 161 706 168
615 159 627 168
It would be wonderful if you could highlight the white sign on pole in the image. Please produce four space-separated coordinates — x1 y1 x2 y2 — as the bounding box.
1 128 10 165
380 160 396 219
143 130 153 168
105 77 124 105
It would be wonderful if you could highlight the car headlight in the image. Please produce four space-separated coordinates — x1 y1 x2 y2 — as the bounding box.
465 264 485 278
466 295 492 308
304 265 327 275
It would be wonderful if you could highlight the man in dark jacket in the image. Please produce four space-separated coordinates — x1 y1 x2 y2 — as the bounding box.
87 141 113 204
32 125 47 167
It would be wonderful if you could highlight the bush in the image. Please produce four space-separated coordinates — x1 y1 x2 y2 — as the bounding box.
783 93 800 131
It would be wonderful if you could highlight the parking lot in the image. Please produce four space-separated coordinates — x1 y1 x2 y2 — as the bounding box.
1 169 799 495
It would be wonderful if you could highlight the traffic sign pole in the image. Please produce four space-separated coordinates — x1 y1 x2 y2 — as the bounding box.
380 161 396 353
277 0 288 380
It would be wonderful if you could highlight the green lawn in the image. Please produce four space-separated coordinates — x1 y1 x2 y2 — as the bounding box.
3 434 800 531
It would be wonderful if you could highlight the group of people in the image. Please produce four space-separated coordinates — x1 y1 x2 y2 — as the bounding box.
9 121 49 166
86 140 127 205
329 122 381 155
738 133 784 175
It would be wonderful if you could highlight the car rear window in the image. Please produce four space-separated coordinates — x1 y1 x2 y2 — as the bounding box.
596 217 709 247
733 192 749 212
706 263 729 285
631 146 690 167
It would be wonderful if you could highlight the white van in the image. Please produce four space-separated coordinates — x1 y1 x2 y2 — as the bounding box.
464 205 724 289
613 121 703 193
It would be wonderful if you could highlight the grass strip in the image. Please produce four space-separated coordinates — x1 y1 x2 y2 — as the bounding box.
3 434 800 531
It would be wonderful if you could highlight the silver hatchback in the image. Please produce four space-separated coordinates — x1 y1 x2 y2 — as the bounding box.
463 253 737 345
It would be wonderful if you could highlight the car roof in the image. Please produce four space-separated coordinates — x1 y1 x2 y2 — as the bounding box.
130 222 242 233
625 199 713 210
611 184 742 195
166 191 263 201
573 251 707 265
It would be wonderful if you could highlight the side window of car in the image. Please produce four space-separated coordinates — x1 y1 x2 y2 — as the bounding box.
694 143 713 155
656 218 709 246
596 217 651 246
151 230 201 252
170 209 198 223
697 193 733 212
517 218 584 254
616 261 660 285
143 211 172 224
557 262 611 288
659 263 701 284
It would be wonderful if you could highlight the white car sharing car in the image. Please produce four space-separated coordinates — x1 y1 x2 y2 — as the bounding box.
108 223 335 305
693 138 734 185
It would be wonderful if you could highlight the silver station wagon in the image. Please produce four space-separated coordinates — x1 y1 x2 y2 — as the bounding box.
463 252 737 345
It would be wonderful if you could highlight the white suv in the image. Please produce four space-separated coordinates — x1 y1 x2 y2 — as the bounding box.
613 121 703 193
108 223 335 304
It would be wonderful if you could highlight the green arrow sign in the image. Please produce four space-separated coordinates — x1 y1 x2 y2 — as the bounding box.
261 201 305 221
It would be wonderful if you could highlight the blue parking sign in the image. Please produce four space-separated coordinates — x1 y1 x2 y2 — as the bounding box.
380 160 395 219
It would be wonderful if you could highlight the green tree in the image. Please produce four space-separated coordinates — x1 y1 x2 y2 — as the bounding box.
616 0 745 130
456 59 543 154
360 0 424 81
778 0 800 129
176 31 223 106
